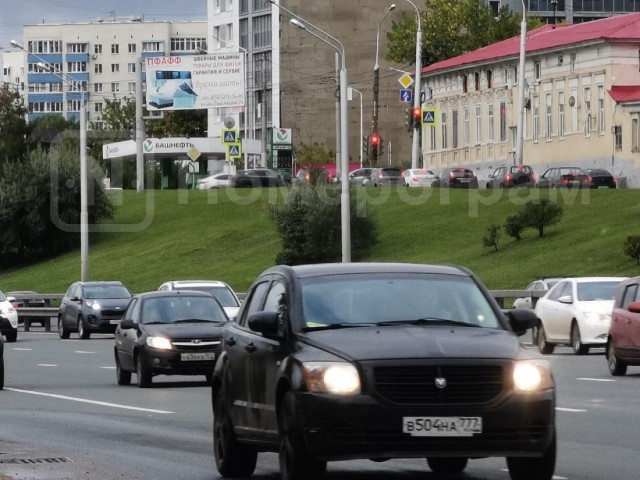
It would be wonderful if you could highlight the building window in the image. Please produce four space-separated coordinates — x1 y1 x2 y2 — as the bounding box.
570 53 576 72
534 61 541 81
95 64 103 74
94 44 102 54
487 103 494 143
545 93 552 141
111 64 120 73
598 86 605 134
430 125 436 151
452 109 458 148
533 95 540 142
463 106 469 146
462 75 468 93
28 40 62 53
240 19 249 49
94 83 103 92
475 72 480 91
499 100 507 142
441 111 448 150
240 0 248 14
111 83 120 92
253 15 272 48
67 62 87 73
171 37 207 52
584 87 591 137
486 70 492 89
475 104 482 144
128 63 136 73
253 0 270 13
632 118 639 152
558 92 565 139
614 125 622 150
128 82 136 94
94 102 103 113
111 44 119 54
129 43 137 53
142 42 162 52
67 43 87 53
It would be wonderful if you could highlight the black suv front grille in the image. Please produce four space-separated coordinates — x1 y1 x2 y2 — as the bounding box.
373 364 504 405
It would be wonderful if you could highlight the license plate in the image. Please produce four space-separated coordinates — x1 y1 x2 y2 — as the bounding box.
402 416 482 437
181 352 216 362
109 320 120 325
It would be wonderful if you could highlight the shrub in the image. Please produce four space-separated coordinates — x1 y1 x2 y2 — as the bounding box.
504 213 526 241
268 184 377 265
521 199 563 237
623 235 640 265
482 224 501 252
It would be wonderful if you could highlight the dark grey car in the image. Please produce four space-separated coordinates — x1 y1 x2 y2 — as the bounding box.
367 167 404 187
58 281 132 339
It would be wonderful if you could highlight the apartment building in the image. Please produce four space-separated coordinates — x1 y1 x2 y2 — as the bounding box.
498 0 640 24
17 18 206 128
420 13 640 187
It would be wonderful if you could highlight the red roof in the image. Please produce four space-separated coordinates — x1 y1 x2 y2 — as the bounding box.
608 85 640 102
423 13 640 75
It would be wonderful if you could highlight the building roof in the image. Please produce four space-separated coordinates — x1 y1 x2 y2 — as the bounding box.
422 13 640 103
423 12 640 75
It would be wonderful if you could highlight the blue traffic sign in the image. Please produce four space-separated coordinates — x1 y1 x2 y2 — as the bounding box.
400 89 413 104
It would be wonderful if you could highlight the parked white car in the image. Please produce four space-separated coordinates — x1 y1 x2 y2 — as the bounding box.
402 168 437 187
157 280 241 319
0 291 19 343
196 173 231 190
513 278 563 310
533 277 627 355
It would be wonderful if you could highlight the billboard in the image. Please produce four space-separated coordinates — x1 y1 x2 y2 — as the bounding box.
145 54 245 111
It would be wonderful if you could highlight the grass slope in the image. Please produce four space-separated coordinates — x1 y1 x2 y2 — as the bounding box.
1 187 639 294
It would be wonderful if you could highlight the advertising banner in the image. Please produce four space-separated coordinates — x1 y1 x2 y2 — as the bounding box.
145 54 245 111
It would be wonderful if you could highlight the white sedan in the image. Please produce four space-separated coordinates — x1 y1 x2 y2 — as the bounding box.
196 173 231 190
402 168 437 187
533 277 627 355
0 291 19 343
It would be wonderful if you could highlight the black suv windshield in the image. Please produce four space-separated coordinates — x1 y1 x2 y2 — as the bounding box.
83 285 131 299
300 274 500 330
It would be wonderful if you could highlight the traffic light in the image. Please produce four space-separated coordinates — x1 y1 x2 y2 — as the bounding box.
371 133 380 159
404 107 411 128
412 107 422 129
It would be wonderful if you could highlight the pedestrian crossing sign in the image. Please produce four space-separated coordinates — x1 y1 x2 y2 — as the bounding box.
422 109 437 126
222 129 238 144
227 143 242 158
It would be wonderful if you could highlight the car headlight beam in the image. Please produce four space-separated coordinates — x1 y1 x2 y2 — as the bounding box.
302 362 361 395
146 336 172 350
513 360 554 392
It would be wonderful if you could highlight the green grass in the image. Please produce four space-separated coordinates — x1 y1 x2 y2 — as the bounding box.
1 187 639 294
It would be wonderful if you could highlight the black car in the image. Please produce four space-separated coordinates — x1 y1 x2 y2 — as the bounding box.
114 291 228 388
585 168 616 188
292 167 331 185
486 165 536 189
367 167 404 187
229 168 286 188
211 263 556 480
58 281 132 340
432 167 479 188
0 326 4 390
535 166 588 188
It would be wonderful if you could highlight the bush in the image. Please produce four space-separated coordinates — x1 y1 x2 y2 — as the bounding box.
504 213 526 241
623 235 640 265
482 224 501 252
268 184 377 265
521 199 563 237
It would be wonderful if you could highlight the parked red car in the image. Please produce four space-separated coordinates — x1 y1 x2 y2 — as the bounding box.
607 276 640 375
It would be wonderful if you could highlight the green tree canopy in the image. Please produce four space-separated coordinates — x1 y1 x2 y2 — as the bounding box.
100 96 136 132
386 0 542 67
294 142 334 167
0 85 32 165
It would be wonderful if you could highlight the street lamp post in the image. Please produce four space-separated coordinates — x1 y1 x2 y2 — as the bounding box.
11 40 89 281
403 0 422 169
266 0 351 262
373 4 396 164
515 2 527 165
348 87 363 168
551 0 558 25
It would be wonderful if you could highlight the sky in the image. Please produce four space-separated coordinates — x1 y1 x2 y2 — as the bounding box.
0 0 207 51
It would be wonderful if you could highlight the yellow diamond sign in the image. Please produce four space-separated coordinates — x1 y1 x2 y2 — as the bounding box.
187 147 201 161
398 73 414 89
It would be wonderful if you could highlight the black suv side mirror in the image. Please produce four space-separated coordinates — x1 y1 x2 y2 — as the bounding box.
248 311 281 337
119 318 136 329
506 308 538 336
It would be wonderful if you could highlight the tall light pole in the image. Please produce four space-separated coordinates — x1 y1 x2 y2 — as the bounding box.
348 87 363 168
11 40 89 281
403 0 422 169
267 0 351 262
373 4 396 165
515 1 527 165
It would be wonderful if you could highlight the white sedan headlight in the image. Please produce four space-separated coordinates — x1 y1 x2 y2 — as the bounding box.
583 312 611 325
302 362 361 395
146 336 172 350
513 360 554 392
0 305 15 314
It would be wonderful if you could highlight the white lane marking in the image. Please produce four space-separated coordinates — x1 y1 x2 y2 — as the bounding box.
12 348 32 351
74 350 95 354
501 471 567 479
100 366 116 369
37 364 58 367
577 377 615 382
4 388 174 414
556 407 587 412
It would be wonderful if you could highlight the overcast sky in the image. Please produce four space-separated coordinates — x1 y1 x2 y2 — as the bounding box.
0 0 207 51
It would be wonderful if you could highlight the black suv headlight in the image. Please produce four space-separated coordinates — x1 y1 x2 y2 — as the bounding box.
513 359 554 392
302 362 361 395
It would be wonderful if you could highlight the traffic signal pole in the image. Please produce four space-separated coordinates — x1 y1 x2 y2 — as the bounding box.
372 66 380 163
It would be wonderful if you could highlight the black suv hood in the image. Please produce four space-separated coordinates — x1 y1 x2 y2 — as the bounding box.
302 326 522 361
141 322 226 338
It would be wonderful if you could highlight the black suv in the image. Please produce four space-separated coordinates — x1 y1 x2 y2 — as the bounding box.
0 326 4 390
58 281 132 339
432 167 479 188
211 263 556 480
486 165 536 188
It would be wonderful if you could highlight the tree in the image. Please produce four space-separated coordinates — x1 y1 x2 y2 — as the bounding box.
623 235 640 265
522 199 563 238
100 96 136 132
294 142 334 167
482 224 501 252
0 85 33 165
505 214 526 241
268 184 377 265
145 109 207 138
386 0 542 67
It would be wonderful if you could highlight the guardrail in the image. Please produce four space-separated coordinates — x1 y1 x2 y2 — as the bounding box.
11 290 544 333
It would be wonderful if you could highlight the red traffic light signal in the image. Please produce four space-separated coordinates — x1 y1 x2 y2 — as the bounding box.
371 133 380 146
412 107 422 129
